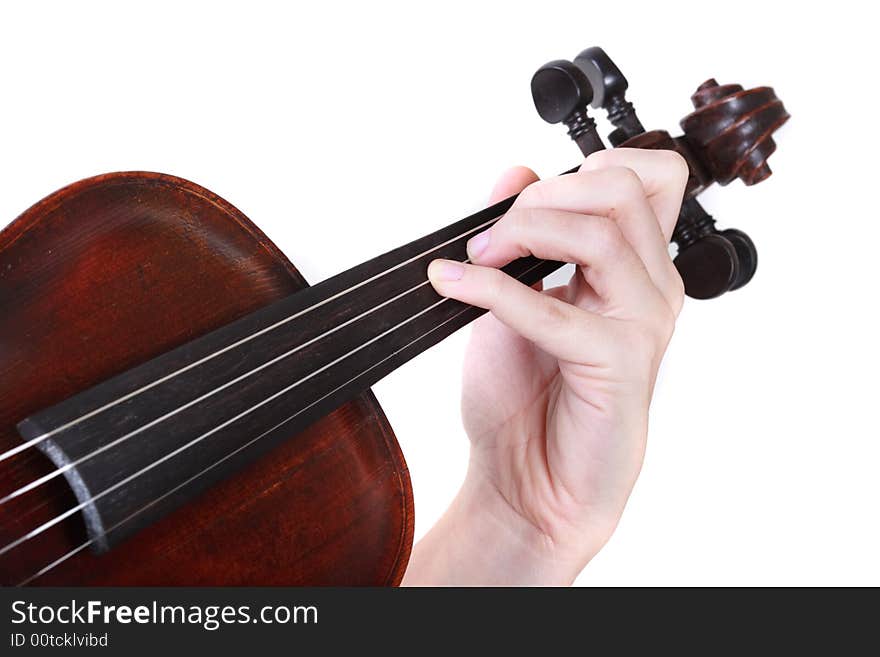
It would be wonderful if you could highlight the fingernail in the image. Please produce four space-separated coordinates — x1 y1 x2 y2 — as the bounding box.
429 259 465 281
467 230 490 259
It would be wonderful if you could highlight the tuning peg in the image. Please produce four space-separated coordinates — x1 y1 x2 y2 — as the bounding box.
573 46 644 145
719 228 758 290
531 59 604 156
672 198 759 299
673 234 740 300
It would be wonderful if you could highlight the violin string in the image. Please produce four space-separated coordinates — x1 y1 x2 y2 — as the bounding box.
0 293 449 557
0 272 442 507
14 258 549 585
0 209 508 466
0 205 514 513
1 246 532 558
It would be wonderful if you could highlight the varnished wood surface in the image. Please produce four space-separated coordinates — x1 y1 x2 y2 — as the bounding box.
0 172 413 585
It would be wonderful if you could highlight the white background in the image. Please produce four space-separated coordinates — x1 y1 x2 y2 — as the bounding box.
1 1 877 585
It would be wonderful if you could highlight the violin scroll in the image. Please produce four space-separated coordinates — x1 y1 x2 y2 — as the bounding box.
681 78 790 186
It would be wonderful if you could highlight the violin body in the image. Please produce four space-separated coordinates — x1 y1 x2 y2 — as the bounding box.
0 172 414 585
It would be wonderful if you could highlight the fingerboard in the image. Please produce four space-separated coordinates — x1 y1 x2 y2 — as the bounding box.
16 191 565 553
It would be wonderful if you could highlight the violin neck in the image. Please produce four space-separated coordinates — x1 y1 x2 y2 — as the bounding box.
18 192 562 553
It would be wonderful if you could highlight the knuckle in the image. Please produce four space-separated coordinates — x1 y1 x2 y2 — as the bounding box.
647 302 677 360
602 167 645 221
614 302 677 373
515 178 551 207
607 166 644 196
657 304 677 345
503 206 533 233
583 148 614 171
484 269 506 305
669 270 686 314
587 215 625 259
541 297 573 332
662 149 690 187
492 210 516 242
496 208 535 257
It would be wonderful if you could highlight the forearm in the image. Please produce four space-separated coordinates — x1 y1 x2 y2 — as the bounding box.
401 472 596 586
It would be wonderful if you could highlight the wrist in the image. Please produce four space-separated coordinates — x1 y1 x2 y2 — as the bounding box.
403 468 602 586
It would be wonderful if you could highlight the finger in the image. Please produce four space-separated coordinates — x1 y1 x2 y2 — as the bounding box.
427 259 616 364
579 148 689 242
488 165 540 204
464 208 665 314
487 166 542 290
513 166 669 276
510 161 684 310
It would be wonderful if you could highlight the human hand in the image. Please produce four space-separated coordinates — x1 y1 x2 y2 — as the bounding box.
404 148 687 585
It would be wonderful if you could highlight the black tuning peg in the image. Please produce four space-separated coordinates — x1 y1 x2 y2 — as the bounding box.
573 46 644 145
672 199 758 299
719 228 758 291
530 60 605 156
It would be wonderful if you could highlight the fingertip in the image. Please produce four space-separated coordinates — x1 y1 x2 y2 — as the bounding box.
489 166 540 203
427 259 465 286
465 229 490 262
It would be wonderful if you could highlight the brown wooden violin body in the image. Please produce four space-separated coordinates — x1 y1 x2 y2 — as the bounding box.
0 172 413 584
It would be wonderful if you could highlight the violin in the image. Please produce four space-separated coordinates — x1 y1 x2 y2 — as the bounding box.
0 47 788 585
